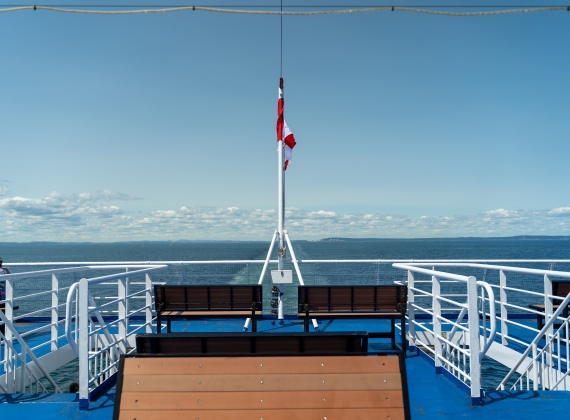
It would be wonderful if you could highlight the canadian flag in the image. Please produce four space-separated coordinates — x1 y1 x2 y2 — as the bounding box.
276 79 296 170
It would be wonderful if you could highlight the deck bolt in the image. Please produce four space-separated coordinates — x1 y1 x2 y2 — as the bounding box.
321 363 324 367
260 364 263 367
260 381 264 384
136 382 140 385
135 400 138 403
324 417 327 420
384 380 387 383
199 364 202 367
260 399 263 402
386 398 389 401
322 380 326 384
198 381 202 385
323 398 326 402
138 365 141 368
198 400 201 403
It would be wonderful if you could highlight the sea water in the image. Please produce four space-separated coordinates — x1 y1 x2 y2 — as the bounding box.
1 238 570 392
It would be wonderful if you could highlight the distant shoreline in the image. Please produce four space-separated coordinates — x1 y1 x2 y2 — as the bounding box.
1 235 570 245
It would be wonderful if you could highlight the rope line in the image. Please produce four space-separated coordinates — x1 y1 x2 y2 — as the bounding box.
0 5 568 16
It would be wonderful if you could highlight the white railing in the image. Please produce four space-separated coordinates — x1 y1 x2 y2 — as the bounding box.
63 265 166 410
498 291 570 391
393 263 496 404
0 310 61 393
399 263 570 392
4 259 570 405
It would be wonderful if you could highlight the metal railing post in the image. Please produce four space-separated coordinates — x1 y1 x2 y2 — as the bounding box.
467 275 482 404
145 274 153 333
5 275 15 393
544 274 553 338
51 274 59 351
407 270 416 349
499 270 509 346
118 274 128 353
432 275 443 373
78 278 90 410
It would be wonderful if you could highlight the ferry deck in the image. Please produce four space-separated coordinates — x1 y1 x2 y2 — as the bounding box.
1 260 570 419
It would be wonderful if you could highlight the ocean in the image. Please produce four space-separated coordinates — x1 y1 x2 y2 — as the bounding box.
1 238 570 392
2 237 570 263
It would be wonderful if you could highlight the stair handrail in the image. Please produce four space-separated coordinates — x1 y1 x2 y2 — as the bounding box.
476 280 497 361
497 291 570 390
0 310 62 393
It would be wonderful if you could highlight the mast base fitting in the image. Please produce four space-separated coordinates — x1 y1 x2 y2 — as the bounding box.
278 246 286 258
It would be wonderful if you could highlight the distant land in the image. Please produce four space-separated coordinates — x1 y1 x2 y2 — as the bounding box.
1 236 570 245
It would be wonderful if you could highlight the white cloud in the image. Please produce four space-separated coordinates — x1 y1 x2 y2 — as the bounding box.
0 186 10 197
548 207 570 217
2 190 570 241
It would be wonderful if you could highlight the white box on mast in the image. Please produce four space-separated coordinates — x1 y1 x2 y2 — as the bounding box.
271 270 293 284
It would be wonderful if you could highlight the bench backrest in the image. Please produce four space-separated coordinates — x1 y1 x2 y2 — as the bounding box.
553 281 570 298
114 345 410 420
298 285 407 313
154 285 262 312
135 332 369 355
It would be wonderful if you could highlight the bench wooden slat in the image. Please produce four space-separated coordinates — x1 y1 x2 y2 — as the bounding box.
161 310 261 316
122 373 402 392
123 355 401 375
119 390 404 410
118 408 407 420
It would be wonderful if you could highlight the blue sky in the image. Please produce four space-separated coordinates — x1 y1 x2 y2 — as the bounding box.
1 1 570 241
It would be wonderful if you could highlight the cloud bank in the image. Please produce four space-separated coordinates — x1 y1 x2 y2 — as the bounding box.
1 191 570 242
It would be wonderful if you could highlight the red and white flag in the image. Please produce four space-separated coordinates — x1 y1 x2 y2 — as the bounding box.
276 79 296 170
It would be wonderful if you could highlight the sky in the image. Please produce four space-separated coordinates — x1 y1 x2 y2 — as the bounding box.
1 1 570 241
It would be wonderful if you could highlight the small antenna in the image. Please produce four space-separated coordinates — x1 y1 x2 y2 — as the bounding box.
279 0 283 80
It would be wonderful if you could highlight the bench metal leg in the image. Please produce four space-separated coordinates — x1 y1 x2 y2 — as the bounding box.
252 315 257 333
167 316 172 333
304 316 310 332
156 313 162 334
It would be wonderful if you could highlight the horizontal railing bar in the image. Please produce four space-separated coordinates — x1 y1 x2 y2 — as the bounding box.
404 262 570 280
9 259 570 267
392 264 471 282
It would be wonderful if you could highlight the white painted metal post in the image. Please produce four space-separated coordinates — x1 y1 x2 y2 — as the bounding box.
432 275 442 373
499 270 509 346
544 274 553 338
145 273 153 333
467 275 482 404
407 270 416 349
78 278 90 410
4 275 14 393
118 275 127 353
51 274 59 351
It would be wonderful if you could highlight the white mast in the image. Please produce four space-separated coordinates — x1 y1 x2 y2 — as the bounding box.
278 78 285 273
244 78 317 331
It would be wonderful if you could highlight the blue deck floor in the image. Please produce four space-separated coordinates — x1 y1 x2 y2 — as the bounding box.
1 318 569 419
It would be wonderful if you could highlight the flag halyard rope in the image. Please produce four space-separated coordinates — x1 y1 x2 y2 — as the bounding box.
0 5 568 16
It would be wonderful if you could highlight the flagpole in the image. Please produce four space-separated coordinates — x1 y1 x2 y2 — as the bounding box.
277 78 285 322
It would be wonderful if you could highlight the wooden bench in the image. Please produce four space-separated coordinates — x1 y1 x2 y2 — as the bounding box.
529 281 570 330
113 332 411 420
298 285 407 350
154 285 262 333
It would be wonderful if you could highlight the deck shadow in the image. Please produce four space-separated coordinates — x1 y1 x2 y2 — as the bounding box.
483 390 540 405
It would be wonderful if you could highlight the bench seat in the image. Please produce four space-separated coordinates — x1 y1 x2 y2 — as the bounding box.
298 285 407 349
154 285 263 332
